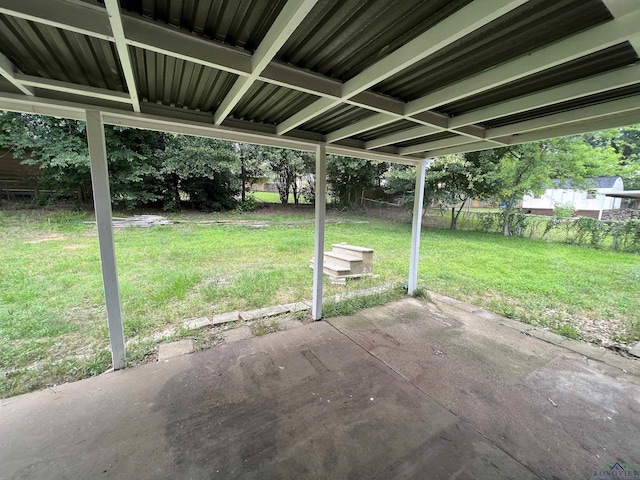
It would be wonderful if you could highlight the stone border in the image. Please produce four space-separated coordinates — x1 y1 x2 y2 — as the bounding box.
182 284 398 332
182 302 312 331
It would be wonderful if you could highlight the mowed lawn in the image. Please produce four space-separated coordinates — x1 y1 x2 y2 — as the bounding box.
1 207 638 397
252 191 296 203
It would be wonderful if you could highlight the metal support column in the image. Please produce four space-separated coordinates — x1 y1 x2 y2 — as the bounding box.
312 143 327 320
86 110 126 370
408 159 429 295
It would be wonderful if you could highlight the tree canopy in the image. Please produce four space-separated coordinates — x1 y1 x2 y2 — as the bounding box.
1 111 638 219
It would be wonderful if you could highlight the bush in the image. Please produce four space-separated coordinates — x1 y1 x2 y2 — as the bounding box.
236 194 258 212
554 202 575 218
471 211 639 253
301 182 315 203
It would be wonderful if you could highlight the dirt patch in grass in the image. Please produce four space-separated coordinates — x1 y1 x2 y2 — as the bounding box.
25 233 66 243
63 244 89 250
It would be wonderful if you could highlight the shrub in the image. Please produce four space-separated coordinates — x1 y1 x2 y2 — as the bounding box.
554 202 575 218
466 212 639 253
236 194 259 212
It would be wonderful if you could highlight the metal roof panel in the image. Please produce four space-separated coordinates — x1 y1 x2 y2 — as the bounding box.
0 14 125 91
231 81 319 124
130 46 237 111
301 104 374 134
117 0 289 51
442 43 640 116
374 0 612 102
484 84 640 128
276 0 473 81
354 120 417 142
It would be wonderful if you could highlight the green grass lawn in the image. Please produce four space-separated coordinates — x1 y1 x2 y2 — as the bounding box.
252 191 296 204
1 207 638 397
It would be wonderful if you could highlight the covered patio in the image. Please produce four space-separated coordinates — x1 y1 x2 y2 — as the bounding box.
1 0 639 369
0 0 640 369
1 296 639 479
1 1 640 475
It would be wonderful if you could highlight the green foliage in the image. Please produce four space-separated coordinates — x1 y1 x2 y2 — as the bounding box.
383 164 416 197
236 194 259 212
474 212 640 253
236 143 266 202
572 217 609 248
0 112 167 208
485 137 620 235
300 181 315 203
425 153 499 229
584 124 640 189
326 155 386 206
262 147 313 204
553 203 575 218
159 135 239 211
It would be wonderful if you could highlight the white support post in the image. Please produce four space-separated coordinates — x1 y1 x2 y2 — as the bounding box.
408 159 428 295
86 110 126 370
312 143 327 320
598 194 606 221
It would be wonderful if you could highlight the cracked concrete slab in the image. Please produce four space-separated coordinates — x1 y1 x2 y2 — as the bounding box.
158 339 195 361
1 297 638 480
221 325 253 342
328 298 640 480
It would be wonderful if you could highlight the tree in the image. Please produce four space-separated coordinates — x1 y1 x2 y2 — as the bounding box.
326 155 385 206
425 153 499 229
262 147 308 204
0 112 166 207
583 125 640 189
493 136 619 235
159 135 239 211
235 143 265 202
383 164 415 199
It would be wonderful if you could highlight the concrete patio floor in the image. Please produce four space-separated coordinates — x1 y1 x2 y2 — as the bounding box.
1 297 639 479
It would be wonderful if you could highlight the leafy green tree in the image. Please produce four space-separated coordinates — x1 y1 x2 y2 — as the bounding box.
493 136 619 235
262 147 312 204
583 125 640 189
425 153 500 229
382 164 415 199
159 135 239 211
326 155 386 206
291 152 315 204
235 143 265 202
0 112 165 207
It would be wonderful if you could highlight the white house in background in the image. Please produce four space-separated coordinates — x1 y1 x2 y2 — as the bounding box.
521 176 623 219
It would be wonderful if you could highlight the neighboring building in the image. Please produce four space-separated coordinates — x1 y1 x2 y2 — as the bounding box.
521 176 624 219
0 148 43 200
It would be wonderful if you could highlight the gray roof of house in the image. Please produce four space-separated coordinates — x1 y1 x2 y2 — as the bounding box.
553 176 621 189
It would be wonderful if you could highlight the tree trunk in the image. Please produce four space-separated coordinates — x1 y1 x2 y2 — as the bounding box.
503 193 517 236
503 208 511 236
241 163 246 203
291 178 299 205
450 199 466 230
172 173 180 208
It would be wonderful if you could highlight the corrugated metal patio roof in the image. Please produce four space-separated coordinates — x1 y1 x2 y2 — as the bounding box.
0 0 639 163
